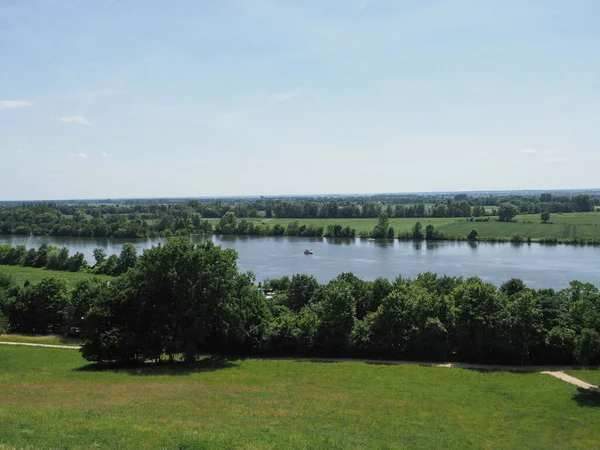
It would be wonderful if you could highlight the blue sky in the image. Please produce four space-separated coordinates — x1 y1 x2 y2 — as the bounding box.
1 0 599 200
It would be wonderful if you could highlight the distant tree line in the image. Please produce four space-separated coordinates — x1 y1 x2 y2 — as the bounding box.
0 194 595 238
2 238 600 366
0 243 137 277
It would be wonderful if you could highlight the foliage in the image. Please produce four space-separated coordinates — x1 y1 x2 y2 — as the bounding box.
0 193 596 238
499 203 519 222
3 238 600 366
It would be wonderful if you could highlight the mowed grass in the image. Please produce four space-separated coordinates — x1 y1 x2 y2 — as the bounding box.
0 265 112 287
1 347 600 449
208 212 600 240
0 334 81 347
565 370 600 387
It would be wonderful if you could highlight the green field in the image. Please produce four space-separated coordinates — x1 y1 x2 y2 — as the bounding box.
0 334 81 346
208 212 600 240
0 265 112 287
566 370 600 387
1 346 600 449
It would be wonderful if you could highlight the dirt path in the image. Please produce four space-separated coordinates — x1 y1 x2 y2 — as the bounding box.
542 371 598 390
1 341 597 389
0 341 80 350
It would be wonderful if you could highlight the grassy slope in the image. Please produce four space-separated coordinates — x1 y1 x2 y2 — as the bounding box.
565 370 600 387
208 212 600 240
0 265 112 287
1 347 600 449
0 334 81 346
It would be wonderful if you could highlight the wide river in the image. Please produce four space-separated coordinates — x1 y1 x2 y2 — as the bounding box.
0 235 598 289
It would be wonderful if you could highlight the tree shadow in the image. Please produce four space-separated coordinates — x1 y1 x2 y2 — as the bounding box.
573 387 600 407
73 355 239 376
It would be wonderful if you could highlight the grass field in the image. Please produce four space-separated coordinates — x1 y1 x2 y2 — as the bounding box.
208 212 600 240
0 334 81 346
0 265 112 287
1 346 600 449
565 370 600 387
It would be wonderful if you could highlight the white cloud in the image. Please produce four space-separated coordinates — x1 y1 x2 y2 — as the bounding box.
73 152 87 158
17 148 25 153
0 100 32 109
47 146 54 150
521 148 537 154
548 157 567 163
224 87 304 117
60 115 90 125
269 87 303 104
101 152 109 157
66 88 124 104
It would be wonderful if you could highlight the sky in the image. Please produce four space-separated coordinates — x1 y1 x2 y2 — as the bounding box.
1 0 599 200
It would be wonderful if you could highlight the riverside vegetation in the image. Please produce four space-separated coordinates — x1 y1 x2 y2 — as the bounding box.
2 238 600 366
1 192 599 244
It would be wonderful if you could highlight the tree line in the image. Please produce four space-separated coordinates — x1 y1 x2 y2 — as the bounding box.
1 194 596 238
0 243 137 276
2 237 600 366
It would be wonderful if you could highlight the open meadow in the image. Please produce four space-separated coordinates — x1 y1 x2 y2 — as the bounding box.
1 345 600 449
0 265 111 287
206 212 600 240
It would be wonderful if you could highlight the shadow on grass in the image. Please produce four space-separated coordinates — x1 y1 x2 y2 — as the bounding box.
73 356 239 376
573 387 600 408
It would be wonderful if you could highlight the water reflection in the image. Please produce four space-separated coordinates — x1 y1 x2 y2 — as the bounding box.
0 234 598 289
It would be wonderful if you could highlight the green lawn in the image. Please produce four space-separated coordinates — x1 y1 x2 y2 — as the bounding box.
208 212 600 240
1 346 600 449
0 265 112 287
565 370 600 387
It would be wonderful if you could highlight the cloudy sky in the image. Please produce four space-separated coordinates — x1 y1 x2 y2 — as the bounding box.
1 0 598 200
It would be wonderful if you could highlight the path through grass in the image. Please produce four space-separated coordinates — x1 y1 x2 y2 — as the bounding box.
1 346 600 449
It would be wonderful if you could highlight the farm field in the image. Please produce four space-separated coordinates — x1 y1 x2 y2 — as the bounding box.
208 212 600 240
1 346 600 449
0 265 112 287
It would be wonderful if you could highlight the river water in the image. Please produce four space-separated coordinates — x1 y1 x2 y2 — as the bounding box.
0 235 598 289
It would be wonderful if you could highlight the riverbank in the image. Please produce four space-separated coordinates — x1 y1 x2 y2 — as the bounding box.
1 212 599 243
2 235 599 289
207 212 600 243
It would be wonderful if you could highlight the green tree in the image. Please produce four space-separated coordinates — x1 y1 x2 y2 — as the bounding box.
541 212 550 223
411 222 424 239
453 278 508 361
65 252 88 272
81 238 244 363
287 274 319 312
9 277 71 334
507 291 544 364
371 214 390 239
93 248 106 266
386 226 395 239
467 229 478 241
115 243 137 275
498 203 519 222
217 212 237 234
314 280 356 352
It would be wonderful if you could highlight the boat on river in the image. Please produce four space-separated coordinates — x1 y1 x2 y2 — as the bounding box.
304 249 313 255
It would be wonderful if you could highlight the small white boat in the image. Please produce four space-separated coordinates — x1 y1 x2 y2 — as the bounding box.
367 238 375 242
304 249 313 255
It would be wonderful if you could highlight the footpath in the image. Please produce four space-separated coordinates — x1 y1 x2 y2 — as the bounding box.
1 341 598 390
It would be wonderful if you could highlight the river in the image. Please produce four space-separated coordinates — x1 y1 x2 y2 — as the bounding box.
0 235 598 289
